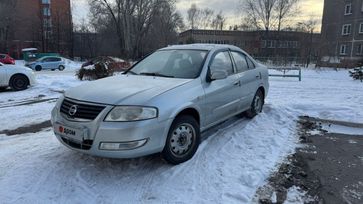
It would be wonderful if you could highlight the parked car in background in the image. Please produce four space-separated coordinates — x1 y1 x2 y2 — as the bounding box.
26 56 65 71
51 44 269 164
77 56 131 80
0 54 15 65
0 62 36 91
81 56 130 70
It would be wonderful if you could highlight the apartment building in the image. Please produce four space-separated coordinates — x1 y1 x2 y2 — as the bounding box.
320 0 363 67
0 0 72 58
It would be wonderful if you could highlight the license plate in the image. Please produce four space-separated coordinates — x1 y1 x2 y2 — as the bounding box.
54 123 84 142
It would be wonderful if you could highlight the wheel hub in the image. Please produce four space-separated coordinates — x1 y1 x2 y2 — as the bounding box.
170 124 195 156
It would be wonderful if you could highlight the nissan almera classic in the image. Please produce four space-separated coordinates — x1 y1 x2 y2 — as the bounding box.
51 44 269 164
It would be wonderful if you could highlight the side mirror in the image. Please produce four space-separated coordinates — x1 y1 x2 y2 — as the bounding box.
210 70 228 81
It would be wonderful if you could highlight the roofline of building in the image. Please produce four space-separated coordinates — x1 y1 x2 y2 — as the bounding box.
179 29 321 36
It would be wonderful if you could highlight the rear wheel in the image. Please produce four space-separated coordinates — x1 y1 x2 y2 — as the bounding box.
58 65 65 71
35 65 42 71
162 115 200 164
10 75 29 91
245 89 264 118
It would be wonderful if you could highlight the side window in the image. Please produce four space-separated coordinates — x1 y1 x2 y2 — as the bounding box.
246 57 256 69
231 52 248 73
210 51 234 76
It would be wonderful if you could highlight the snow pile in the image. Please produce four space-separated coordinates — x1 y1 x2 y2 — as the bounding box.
283 186 314 204
63 58 84 70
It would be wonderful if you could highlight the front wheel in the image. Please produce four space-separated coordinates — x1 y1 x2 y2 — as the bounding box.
245 90 264 118
162 115 200 164
58 65 65 71
10 75 29 91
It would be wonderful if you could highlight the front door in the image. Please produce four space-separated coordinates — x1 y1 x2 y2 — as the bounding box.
203 51 242 127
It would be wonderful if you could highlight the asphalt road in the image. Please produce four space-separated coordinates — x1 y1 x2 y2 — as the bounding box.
254 116 363 204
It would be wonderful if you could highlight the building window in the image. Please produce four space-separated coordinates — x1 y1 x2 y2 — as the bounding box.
267 40 275 48
345 3 352 15
342 24 351 35
43 7 51 16
44 31 52 39
357 44 363 55
340 44 347 55
43 19 52 28
359 23 363 34
261 40 266 48
42 0 51 4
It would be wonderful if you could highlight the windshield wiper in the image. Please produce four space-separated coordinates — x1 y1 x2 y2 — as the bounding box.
139 72 174 78
124 70 137 75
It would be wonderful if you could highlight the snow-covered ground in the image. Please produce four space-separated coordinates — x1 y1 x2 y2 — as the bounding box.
0 68 362 203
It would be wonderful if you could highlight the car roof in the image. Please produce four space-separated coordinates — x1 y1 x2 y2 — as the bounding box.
160 44 242 51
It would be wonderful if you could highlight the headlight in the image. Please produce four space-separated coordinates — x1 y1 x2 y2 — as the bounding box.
105 106 158 122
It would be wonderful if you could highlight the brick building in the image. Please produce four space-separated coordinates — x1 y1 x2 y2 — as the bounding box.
179 29 321 63
320 0 363 67
0 0 72 59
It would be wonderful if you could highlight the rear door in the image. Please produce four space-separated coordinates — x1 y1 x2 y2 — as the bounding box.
230 51 260 110
203 50 242 126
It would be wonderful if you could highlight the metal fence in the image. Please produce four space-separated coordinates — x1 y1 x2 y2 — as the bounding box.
254 57 318 67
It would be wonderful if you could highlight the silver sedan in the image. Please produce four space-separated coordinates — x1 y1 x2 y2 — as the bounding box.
51 44 269 164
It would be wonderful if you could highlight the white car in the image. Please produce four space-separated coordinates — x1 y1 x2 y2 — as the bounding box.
0 62 36 91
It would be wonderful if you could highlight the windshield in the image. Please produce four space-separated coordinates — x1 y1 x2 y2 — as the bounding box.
128 50 208 79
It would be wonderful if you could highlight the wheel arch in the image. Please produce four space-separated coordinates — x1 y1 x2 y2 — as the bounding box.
174 107 201 125
257 86 266 101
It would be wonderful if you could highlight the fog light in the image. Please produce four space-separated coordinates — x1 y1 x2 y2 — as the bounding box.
99 139 148 150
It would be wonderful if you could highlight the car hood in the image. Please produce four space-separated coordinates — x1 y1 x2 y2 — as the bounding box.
65 75 193 105
5 65 33 72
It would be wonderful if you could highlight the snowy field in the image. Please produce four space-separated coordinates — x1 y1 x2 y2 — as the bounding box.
0 68 362 203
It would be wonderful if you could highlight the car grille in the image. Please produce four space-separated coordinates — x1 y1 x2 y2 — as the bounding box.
60 98 106 121
61 137 93 150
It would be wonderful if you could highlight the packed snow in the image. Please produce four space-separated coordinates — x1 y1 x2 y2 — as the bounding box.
0 67 362 203
283 186 314 204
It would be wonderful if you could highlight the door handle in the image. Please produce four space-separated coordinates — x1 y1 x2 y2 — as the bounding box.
256 75 260 78
233 81 241 86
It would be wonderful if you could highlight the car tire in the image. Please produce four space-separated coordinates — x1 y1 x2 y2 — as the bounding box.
10 75 29 91
58 65 65 71
245 89 264 119
162 115 200 165
35 65 42 71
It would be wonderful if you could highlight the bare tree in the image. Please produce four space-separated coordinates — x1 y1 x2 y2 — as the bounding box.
274 0 299 31
187 3 201 29
0 0 17 52
212 12 226 30
89 0 182 59
243 0 277 31
240 0 299 32
200 8 214 29
294 18 318 67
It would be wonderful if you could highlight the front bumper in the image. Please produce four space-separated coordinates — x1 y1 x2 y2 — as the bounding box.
51 99 172 158
28 72 37 86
